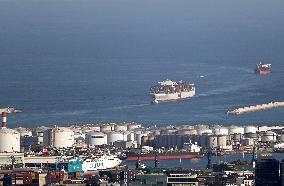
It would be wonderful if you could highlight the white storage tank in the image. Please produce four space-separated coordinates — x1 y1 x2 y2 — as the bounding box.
54 127 74 148
208 135 218 148
90 125 101 132
114 124 128 132
179 125 194 130
86 131 107 146
228 126 244 135
194 125 209 130
278 135 284 142
261 131 277 142
244 126 258 134
177 129 197 136
100 125 112 132
241 138 255 146
127 132 135 141
107 132 124 144
258 126 270 132
0 128 20 152
127 123 141 131
122 131 130 141
213 127 228 135
217 135 227 147
197 128 212 135
135 133 145 146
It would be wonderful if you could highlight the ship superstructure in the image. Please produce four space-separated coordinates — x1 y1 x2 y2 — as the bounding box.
150 79 195 103
255 62 271 74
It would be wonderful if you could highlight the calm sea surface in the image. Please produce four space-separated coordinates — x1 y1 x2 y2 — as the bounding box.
0 0 284 128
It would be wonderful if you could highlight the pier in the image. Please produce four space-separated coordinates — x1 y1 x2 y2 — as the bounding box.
227 101 284 115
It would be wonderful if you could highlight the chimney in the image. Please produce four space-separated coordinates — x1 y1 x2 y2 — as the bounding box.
2 112 7 128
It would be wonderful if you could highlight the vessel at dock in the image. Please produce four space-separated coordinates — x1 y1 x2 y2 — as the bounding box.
126 150 204 161
150 79 195 103
255 62 271 74
68 154 121 172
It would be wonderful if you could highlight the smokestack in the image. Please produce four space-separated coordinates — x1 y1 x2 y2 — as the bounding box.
2 112 7 128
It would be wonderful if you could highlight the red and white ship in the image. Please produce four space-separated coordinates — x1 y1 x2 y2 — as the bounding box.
255 62 271 74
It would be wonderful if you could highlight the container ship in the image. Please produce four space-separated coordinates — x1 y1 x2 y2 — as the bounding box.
126 151 204 161
150 79 195 103
255 62 271 74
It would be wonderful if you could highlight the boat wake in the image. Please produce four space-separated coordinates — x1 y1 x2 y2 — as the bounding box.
110 103 151 110
196 84 249 98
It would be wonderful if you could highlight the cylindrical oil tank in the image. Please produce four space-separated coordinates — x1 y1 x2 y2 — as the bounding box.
217 135 227 147
244 132 258 139
194 125 209 130
244 126 258 134
114 124 128 132
177 129 197 136
197 128 212 135
127 123 141 131
127 132 135 141
228 126 244 135
258 126 270 132
213 127 228 135
100 125 112 132
53 127 74 148
107 132 124 144
0 128 20 152
208 135 218 148
179 125 194 130
278 135 284 142
232 133 242 142
241 138 254 146
160 129 176 135
86 131 107 146
16 127 32 137
261 131 277 142
122 131 130 141
90 125 101 132
135 133 144 145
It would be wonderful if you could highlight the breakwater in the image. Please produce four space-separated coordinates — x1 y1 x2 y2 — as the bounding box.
227 101 284 115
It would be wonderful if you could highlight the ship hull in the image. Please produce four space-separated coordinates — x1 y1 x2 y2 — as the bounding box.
255 69 271 74
152 89 195 103
126 152 203 161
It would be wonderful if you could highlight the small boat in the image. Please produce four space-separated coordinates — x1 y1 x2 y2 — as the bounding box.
255 62 271 74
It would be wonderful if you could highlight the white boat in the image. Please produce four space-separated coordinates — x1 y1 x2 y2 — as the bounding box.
0 107 22 113
68 154 121 172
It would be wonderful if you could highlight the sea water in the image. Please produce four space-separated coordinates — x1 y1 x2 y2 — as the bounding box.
0 0 284 127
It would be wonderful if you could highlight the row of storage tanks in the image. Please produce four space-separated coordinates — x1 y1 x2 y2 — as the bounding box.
0 122 142 152
1 123 284 152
